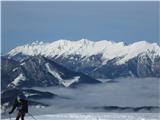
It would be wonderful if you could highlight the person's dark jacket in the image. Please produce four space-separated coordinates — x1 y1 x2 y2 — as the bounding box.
9 98 28 114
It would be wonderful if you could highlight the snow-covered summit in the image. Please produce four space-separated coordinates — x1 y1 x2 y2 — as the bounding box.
7 39 160 64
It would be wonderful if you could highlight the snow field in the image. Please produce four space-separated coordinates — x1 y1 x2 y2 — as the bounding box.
2 113 160 120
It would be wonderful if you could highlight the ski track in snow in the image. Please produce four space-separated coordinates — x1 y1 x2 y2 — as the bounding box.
2 113 160 120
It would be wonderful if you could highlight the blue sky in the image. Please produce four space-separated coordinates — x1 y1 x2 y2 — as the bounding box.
1 1 159 54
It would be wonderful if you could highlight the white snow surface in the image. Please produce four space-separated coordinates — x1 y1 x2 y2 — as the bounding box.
9 74 26 86
7 39 160 64
63 76 80 87
2 113 159 120
45 63 80 87
45 63 63 83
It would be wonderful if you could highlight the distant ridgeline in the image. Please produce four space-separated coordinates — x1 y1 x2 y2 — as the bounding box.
6 39 160 79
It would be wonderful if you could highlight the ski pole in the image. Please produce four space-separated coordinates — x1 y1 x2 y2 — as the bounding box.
28 112 38 120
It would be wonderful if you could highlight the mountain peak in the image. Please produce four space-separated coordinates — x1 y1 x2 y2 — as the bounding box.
30 41 44 46
79 38 90 42
7 39 160 64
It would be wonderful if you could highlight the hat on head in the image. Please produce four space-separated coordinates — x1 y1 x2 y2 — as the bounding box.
17 94 26 101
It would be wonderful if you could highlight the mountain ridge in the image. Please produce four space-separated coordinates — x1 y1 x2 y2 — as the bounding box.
7 39 160 64
6 39 160 78
1 55 100 90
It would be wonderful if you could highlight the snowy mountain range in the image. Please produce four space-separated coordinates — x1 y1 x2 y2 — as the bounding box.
1 56 99 90
6 39 160 78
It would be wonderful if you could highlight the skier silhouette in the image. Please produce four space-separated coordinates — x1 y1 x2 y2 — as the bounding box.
9 94 28 120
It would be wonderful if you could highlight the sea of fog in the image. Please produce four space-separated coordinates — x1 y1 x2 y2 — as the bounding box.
2 78 160 119
28 77 160 115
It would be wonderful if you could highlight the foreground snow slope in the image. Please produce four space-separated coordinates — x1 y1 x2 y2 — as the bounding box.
2 113 160 120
